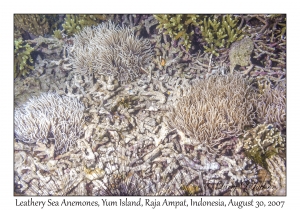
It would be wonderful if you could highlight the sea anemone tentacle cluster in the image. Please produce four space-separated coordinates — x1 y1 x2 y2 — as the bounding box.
14 93 85 155
67 21 154 83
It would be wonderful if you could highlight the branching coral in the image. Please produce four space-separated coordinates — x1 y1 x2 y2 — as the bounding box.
14 38 34 78
14 93 85 155
243 124 285 169
62 14 107 36
200 15 245 56
53 30 63 39
154 14 203 50
166 74 256 153
67 21 154 83
256 84 286 130
14 14 50 36
62 15 81 36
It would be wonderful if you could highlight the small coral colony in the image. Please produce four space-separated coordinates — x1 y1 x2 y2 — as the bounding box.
14 14 286 196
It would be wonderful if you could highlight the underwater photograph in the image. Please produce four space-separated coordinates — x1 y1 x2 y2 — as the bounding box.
14 14 286 196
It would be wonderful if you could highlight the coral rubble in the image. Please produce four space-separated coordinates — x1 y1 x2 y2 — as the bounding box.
27 36 64 60
14 14 286 197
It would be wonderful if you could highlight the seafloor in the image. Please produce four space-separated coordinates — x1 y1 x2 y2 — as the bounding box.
14 14 286 196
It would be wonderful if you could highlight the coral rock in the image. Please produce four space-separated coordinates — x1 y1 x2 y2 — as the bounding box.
229 37 254 73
